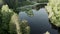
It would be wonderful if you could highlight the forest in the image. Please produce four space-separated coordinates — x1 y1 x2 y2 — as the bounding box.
0 0 60 34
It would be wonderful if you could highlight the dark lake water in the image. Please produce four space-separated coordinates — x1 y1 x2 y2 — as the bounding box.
19 8 58 34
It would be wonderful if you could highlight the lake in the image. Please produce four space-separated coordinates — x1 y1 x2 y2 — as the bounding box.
19 7 58 34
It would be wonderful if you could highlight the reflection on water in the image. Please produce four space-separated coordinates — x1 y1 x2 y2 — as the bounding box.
19 8 59 34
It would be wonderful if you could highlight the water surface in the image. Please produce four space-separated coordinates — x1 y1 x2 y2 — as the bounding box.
19 8 58 34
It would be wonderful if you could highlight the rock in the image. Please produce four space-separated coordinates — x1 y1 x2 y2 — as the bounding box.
44 31 50 34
